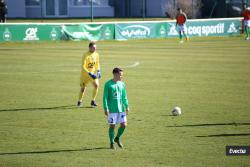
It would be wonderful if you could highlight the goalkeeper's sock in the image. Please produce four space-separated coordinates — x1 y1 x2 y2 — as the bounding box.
109 127 115 144
116 127 125 138
78 91 84 102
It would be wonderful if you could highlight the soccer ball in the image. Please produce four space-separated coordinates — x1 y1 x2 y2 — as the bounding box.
172 106 182 116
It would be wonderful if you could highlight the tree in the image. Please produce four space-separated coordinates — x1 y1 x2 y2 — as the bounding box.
162 0 203 19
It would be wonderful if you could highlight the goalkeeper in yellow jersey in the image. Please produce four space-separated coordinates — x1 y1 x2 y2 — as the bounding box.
77 42 101 108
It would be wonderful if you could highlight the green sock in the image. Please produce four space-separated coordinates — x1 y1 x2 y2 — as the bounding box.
179 33 183 40
116 127 126 139
109 127 115 144
247 28 250 37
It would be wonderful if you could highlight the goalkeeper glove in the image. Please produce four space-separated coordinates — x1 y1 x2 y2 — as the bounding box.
97 70 101 78
88 72 97 79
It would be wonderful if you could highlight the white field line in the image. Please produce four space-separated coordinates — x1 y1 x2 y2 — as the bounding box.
54 61 140 69
120 61 140 68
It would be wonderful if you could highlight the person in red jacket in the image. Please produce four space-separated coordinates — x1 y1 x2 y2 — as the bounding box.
176 8 189 43
242 6 250 40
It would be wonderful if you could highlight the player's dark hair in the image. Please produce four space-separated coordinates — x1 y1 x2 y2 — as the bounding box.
89 41 96 47
113 67 123 74
177 8 181 11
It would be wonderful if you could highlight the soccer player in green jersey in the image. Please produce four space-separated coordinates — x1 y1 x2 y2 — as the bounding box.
103 68 129 150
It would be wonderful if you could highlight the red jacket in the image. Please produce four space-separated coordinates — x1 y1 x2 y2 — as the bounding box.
242 10 250 20
176 14 187 25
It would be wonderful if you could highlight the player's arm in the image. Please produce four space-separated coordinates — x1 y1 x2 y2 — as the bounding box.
103 83 109 115
183 13 187 22
122 83 129 113
95 54 100 71
95 54 101 78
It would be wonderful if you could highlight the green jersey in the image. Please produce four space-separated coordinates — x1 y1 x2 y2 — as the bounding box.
103 79 129 113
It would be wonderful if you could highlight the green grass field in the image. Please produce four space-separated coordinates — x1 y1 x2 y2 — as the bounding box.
0 37 250 167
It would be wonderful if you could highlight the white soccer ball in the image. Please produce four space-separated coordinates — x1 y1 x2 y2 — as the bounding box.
172 106 182 116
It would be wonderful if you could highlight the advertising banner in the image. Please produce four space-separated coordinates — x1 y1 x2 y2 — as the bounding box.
0 24 62 42
61 24 114 41
115 22 168 40
166 19 241 37
0 18 241 42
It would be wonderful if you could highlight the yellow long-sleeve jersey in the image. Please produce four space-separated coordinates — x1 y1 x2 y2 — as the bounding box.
82 51 100 74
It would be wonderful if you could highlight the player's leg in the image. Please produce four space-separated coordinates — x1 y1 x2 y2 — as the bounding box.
176 25 183 42
90 79 99 107
183 25 189 41
77 75 89 107
183 31 188 41
114 112 127 148
244 21 250 40
246 25 250 40
109 124 116 149
114 123 126 148
179 31 183 42
108 113 117 149
245 26 249 40
77 85 86 107
178 30 183 42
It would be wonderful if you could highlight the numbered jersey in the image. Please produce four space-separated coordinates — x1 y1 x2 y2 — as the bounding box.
103 80 129 113
82 51 100 73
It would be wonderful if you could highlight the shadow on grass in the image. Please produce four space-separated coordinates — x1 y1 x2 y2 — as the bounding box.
0 105 77 112
0 147 108 155
166 122 250 128
196 133 250 137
